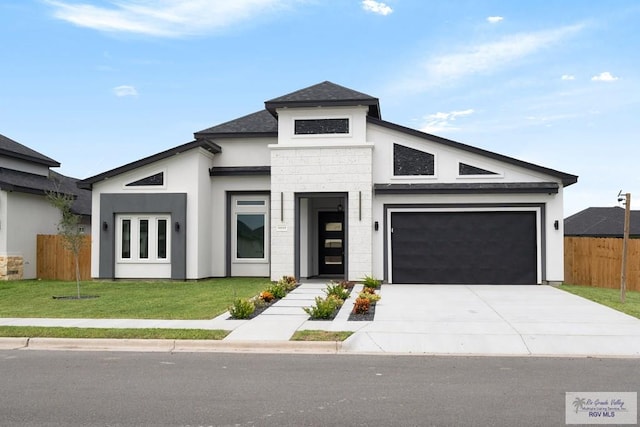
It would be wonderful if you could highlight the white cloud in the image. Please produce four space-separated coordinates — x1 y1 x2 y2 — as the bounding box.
44 0 293 37
395 23 584 92
487 16 503 24
113 85 138 97
591 71 619 82
419 109 475 133
561 74 575 80
362 0 393 16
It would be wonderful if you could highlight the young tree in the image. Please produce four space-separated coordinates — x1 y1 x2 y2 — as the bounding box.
47 188 86 298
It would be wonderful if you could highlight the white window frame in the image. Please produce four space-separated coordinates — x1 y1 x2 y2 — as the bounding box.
231 195 269 264
116 214 171 264
390 143 438 181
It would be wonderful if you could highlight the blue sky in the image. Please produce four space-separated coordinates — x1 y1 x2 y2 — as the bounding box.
1 0 639 216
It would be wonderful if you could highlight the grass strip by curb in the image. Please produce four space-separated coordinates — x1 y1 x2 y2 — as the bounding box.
0 326 230 340
290 330 353 342
559 284 640 319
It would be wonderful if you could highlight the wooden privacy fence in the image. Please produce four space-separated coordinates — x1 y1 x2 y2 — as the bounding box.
564 237 640 291
37 235 91 281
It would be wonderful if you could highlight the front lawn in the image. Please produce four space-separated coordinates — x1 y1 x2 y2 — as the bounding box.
0 278 269 319
559 284 640 319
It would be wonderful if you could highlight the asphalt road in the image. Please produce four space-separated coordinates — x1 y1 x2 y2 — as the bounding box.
0 351 638 426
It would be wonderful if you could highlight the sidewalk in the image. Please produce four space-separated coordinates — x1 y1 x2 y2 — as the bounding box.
2 283 640 357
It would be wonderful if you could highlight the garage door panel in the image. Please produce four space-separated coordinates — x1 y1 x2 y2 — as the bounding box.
391 211 537 284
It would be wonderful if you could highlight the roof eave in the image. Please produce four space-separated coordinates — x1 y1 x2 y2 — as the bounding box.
266 99 381 119
0 148 60 168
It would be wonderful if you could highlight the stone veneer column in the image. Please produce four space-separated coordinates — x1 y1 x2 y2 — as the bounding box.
0 256 24 280
270 145 373 281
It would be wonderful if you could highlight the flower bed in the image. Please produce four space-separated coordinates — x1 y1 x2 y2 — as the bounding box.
228 276 298 319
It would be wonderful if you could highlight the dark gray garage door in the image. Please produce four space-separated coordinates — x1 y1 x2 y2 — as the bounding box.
391 211 537 284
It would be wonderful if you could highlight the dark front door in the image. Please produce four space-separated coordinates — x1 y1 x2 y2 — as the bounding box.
318 211 345 275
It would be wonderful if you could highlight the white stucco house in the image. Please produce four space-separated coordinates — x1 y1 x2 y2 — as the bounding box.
78 81 577 285
0 134 91 280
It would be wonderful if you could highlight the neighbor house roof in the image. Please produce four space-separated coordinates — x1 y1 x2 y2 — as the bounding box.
564 207 640 237
0 133 60 167
0 168 91 216
265 81 381 119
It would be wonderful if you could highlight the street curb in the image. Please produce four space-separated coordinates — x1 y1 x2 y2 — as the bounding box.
0 337 343 354
0 337 29 350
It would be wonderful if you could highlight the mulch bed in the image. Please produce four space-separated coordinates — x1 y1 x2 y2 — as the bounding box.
347 302 376 321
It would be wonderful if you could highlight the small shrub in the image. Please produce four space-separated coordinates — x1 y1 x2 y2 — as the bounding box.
339 280 355 290
325 282 350 301
361 286 376 294
265 283 287 299
358 290 381 304
259 290 275 303
251 295 266 309
352 297 371 315
279 275 298 291
229 298 255 319
362 275 381 289
304 296 341 319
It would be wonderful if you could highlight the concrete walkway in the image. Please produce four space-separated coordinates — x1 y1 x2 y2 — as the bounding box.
1 283 640 357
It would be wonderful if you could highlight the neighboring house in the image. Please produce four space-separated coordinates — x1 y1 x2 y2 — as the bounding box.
564 207 640 238
0 134 91 280
78 81 577 285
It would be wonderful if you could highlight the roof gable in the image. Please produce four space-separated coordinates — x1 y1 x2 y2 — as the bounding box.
265 81 381 119
368 117 578 187
564 207 640 237
0 133 60 167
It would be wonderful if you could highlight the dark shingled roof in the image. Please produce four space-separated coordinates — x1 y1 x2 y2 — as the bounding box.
265 81 381 118
0 133 60 167
564 207 640 237
0 168 91 216
195 110 277 138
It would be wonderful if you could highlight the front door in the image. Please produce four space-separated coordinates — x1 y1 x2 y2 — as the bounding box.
318 211 345 275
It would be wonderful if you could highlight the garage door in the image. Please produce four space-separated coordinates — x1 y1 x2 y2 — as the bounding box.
391 211 537 284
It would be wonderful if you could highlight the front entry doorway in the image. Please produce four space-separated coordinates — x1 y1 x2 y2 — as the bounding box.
318 211 345 275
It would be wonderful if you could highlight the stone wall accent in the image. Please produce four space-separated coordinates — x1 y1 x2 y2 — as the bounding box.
270 145 373 281
0 256 24 280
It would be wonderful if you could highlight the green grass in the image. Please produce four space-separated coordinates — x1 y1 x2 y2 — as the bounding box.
290 330 353 341
0 326 229 340
560 284 640 319
0 278 270 320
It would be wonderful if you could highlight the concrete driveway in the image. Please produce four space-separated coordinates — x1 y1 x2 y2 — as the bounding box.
342 285 640 357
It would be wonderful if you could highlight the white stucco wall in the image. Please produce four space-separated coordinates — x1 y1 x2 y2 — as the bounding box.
6 192 60 279
209 175 270 277
89 148 215 279
368 123 567 284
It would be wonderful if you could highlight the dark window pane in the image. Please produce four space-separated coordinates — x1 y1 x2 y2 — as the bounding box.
139 219 149 259
294 119 349 135
237 200 265 206
157 219 167 259
459 162 498 175
121 219 130 259
125 172 164 186
393 143 434 176
237 214 265 259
